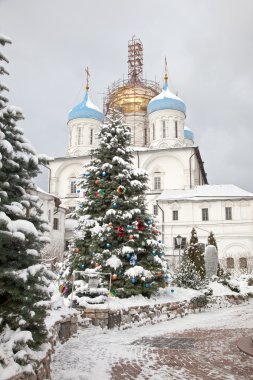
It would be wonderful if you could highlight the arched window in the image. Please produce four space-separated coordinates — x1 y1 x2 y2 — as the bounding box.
162 120 166 138
144 128 147 145
239 257 247 269
226 257 234 269
152 123 155 140
70 179 76 194
175 121 178 138
77 127 83 145
90 129 93 145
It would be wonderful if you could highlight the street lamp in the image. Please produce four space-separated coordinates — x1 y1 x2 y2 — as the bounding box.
176 234 182 266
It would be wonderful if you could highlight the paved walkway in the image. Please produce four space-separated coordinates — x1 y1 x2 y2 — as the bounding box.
51 300 253 380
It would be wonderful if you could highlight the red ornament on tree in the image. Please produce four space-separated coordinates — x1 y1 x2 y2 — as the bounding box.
117 225 124 238
137 220 143 231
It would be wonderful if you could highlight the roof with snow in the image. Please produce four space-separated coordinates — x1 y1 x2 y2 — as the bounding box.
158 184 253 202
68 91 104 122
147 83 186 115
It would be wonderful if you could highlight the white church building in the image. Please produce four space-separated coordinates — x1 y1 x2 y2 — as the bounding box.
48 38 253 273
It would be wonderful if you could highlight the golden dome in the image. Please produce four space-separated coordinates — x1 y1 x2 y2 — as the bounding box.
106 79 160 114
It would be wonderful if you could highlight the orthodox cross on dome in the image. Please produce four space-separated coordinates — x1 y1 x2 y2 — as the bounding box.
127 36 143 83
85 66 90 91
164 57 168 85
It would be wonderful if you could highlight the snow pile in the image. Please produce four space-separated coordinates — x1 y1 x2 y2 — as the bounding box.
0 281 78 380
125 265 152 279
226 274 253 296
106 255 122 270
0 327 35 380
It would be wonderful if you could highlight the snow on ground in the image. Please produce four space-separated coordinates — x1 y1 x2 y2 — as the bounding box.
51 299 253 380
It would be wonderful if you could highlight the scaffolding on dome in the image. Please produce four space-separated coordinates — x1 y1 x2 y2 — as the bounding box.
104 37 160 114
128 37 143 83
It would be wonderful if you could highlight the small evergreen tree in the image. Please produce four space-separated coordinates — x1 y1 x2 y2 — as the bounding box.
176 228 205 289
63 110 166 299
187 228 205 279
0 34 52 348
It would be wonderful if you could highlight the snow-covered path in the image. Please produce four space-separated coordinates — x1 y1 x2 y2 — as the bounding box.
51 300 253 380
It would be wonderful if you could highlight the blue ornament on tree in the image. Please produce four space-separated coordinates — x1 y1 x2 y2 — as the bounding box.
158 240 162 243
80 264 85 269
76 189 80 193
145 283 150 288
84 172 90 177
130 253 137 266
131 278 136 284
112 202 117 209
101 171 107 177
106 243 111 248
171 289 175 293
152 250 157 256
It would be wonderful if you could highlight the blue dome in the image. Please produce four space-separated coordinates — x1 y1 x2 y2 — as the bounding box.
68 92 104 122
184 126 194 141
147 83 186 115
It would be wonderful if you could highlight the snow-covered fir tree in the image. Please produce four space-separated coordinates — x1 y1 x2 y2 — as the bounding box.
63 110 166 299
0 34 52 348
176 228 205 289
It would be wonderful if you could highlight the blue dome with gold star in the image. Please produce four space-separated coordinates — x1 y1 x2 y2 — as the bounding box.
68 91 104 122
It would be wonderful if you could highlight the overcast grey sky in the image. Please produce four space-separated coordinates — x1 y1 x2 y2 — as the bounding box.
1 0 253 192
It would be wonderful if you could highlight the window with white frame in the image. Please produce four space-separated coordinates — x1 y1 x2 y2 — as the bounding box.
70 180 76 194
154 176 161 190
53 218 59 230
173 210 178 221
162 120 166 138
225 207 232 220
202 208 209 221
239 257 247 269
226 257 234 269
153 204 158 215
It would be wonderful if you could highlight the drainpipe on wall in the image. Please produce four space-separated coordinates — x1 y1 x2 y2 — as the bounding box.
156 200 165 244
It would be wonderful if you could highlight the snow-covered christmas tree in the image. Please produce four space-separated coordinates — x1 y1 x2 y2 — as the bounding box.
0 34 52 349
176 228 205 289
62 110 166 299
